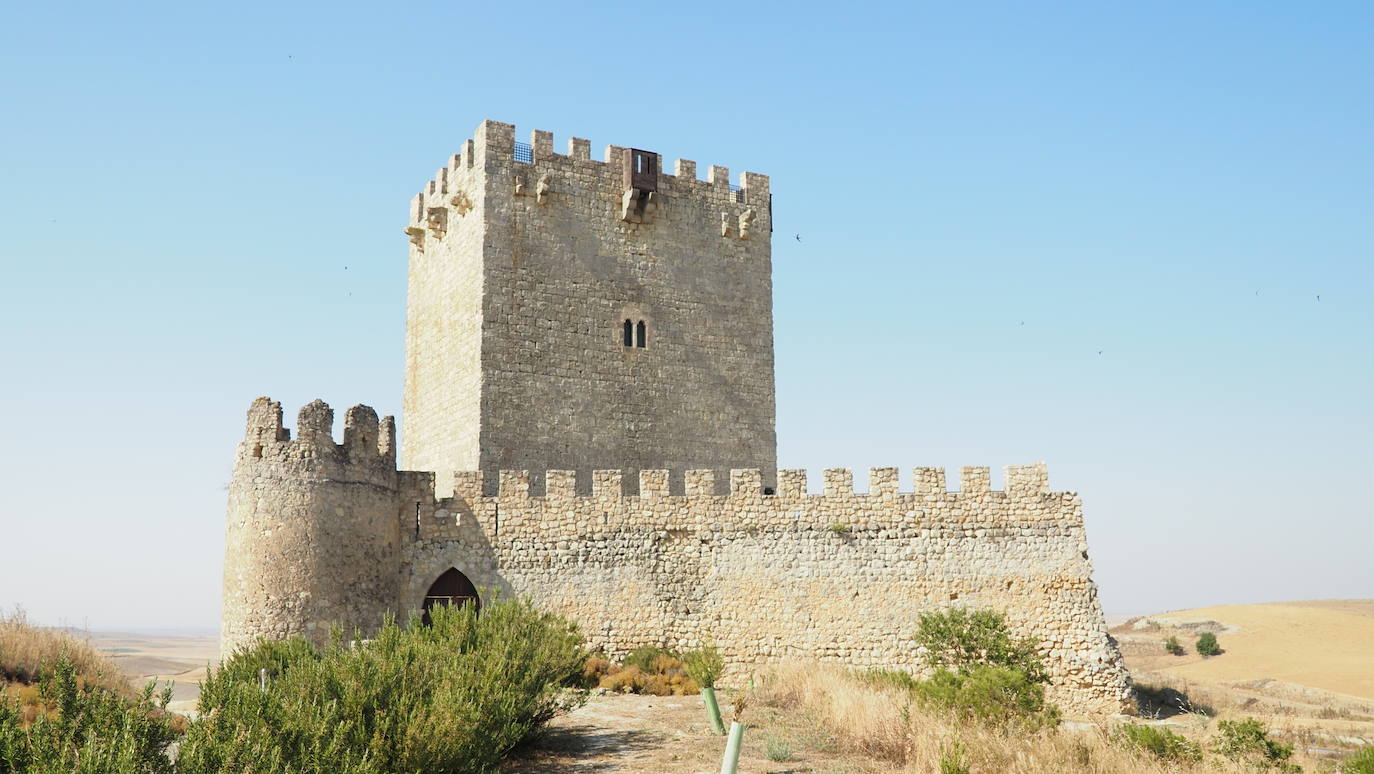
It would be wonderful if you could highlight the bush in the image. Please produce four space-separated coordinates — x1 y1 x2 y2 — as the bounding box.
1164 636 1185 656
903 609 1058 729
859 668 919 692
596 661 698 696
177 598 587 774
1115 723 1202 762
620 645 678 673
1214 718 1299 771
581 654 613 687
1196 632 1222 657
911 665 1059 730
914 608 1047 684
683 645 724 689
1344 746 1374 774
0 653 180 774
764 734 792 761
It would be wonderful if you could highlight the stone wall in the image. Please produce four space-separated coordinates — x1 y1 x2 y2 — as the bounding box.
401 133 487 485
223 399 1131 714
401 462 1133 715
222 398 402 654
402 121 778 495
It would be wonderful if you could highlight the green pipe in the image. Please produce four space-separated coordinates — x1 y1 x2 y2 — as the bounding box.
719 720 745 774
701 686 726 735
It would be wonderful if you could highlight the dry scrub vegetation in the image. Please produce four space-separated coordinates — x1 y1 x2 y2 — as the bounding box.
0 609 124 693
751 663 1313 773
0 608 130 725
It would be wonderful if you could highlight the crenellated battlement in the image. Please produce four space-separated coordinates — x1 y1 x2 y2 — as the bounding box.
446 462 1055 502
239 397 396 467
407 120 770 231
227 115 1133 715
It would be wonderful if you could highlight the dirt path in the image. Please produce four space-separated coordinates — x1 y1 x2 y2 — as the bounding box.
505 691 860 774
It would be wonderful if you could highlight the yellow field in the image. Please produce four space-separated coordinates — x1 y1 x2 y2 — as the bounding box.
1121 600 1374 702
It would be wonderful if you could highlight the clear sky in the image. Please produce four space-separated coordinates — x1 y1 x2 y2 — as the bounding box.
2 1 1370 633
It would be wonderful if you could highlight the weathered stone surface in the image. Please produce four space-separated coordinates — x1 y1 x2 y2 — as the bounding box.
221 122 1133 717
222 409 1132 715
402 120 776 496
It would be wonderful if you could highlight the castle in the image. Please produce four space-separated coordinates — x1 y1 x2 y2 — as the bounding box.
221 120 1133 714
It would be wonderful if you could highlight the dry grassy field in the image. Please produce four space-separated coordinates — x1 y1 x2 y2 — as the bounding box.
1114 599 1374 765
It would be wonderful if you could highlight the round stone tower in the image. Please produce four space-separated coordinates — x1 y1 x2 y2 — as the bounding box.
221 397 402 656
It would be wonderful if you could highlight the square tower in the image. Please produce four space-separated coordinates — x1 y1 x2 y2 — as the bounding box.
402 120 777 493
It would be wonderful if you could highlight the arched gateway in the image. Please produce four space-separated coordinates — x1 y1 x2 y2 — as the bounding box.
420 567 480 625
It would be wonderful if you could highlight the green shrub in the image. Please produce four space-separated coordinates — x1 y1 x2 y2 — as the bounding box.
0 653 180 774
938 739 971 774
1196 632 1222 657
177 598 587 774
1164 636 1185 656
1344 746 1374 773
620 645 678 673
1214 717 1299 771
829 522 851 535
0 610 128 696
903 609 1058 728
914 608 1047 684
683 645 724 689
911 665 1059 730
858 668 919 692
764 734 792 761
1115 723 1202 762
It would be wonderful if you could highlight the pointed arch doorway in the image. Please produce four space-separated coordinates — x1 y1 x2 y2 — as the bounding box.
421 568 481 626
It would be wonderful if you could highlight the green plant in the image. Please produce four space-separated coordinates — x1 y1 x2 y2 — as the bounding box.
1163 636 1185 656
177 598 587 774
911 665 1060 730
1115 723 1202 762
683 645 724 689
0 609 128 696
1343 746 1374 773
1214 717 1299 771
938 738 971 774
620 645 678 673
1196 632 1222 657
0 653 180 774
829 522 851 535
765 734 792 762
914 608 1047 684
858 668 919 692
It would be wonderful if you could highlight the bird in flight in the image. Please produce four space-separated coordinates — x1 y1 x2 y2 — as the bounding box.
794 234 801 242
1317 294 1321 302
1097 350 1103 355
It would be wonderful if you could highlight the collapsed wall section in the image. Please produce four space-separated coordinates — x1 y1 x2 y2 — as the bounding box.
400 462 1134 715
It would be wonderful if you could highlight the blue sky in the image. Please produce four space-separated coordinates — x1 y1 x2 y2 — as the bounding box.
1 1 1370 631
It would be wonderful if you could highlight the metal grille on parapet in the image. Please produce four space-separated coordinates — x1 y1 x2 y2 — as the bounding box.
513 141 533 163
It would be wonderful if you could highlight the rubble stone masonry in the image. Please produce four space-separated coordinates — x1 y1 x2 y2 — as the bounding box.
223 399 1133 715
222 121 1133 716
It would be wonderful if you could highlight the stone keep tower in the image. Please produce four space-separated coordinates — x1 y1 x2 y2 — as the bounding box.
402 120 777 494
